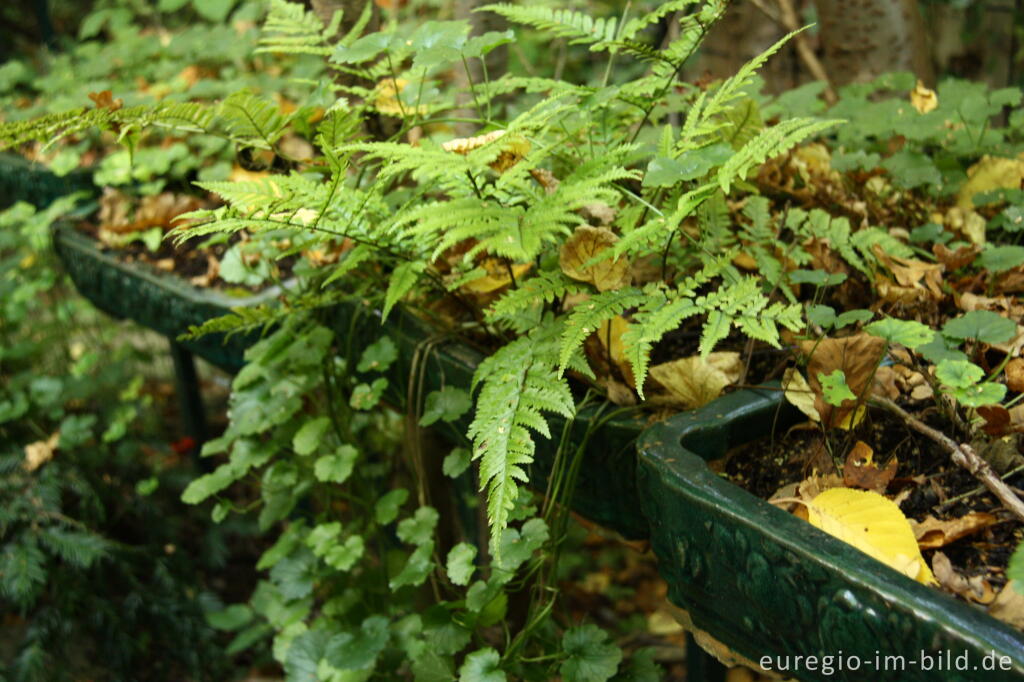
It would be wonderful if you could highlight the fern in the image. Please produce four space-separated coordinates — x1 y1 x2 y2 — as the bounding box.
486 271 582 321
218 90 290 149
257 0 337 56
480 4 618 48
717 117 840 193
558 288 646 373
468 327 574 548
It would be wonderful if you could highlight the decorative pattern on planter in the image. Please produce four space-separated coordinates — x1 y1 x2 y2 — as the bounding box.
638 387 1024 682
0 153 94 208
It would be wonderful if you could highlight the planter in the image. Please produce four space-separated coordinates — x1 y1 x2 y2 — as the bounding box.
0 153 95 208
637 389 1024 682
52 220 284 373
54 224 1024 680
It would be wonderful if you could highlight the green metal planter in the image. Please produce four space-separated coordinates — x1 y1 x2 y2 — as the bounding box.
638 389 1024 682
53 222 1024 681
0 153 94 208
52 221 282 374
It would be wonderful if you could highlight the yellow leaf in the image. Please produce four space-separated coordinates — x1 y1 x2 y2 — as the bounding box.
909 80 938 114
806 487 936 585
957 156 1024 210
782 368 820 422
460 259 533 294
559 226 631 291
24 432 60 472
597 314 636 388
648 352 742 409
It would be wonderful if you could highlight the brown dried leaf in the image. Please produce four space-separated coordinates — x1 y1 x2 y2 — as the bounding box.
933 242 980 271
911 512 999 549
559 226 631 291
1007 358 1024 393
648 353 742 409
842 441 897 493
88 89 123 111
800 334 886 429
932 551 995 604
872 244 945 300
797 473 844 503
989 580 1024 628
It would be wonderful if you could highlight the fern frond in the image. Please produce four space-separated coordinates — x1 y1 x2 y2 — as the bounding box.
480 4 618 48
558 288 646 373
717 117 839 193
468 328 573 548
38 528 108 569
486 271 582 321
618 0 701 43
622 290 699 398
218 91 290 149
257 0 334 55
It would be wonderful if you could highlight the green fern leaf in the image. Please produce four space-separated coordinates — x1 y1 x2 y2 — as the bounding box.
479 4 618 47
558 288 646 373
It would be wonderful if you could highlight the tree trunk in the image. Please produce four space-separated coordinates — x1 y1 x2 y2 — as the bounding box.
814 0 933 86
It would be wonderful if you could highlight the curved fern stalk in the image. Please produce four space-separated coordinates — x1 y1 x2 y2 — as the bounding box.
468 330 574 549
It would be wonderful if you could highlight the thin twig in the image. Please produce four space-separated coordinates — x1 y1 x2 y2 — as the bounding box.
871 397 1024 523
750 0 837 105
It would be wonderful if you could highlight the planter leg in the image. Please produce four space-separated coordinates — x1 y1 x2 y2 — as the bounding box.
169 340 207 457
686 633 727 682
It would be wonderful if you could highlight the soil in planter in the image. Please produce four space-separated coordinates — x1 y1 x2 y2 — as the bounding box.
715 402 1024 609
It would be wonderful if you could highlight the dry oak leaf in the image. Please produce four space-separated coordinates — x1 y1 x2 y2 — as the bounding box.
648 352 742 410
24 432 60 472
559 226 631 292
989 580 1024 629
910 80 938 114
957 155 1024 210
932 551 994 604
871 244 945 300
800 333 886 429
910 511 999 549
842 441 897 494
977 405 1024 437
805 487 936 585
88 89 123 111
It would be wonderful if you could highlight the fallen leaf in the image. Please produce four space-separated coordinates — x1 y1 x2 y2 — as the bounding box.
989 580 1024 629
909 80 938 114
872 244 945 299
796 473 844 502
782 367 820 421
646 607 684 635
648 352 742 409
597 314 636 388
932 551 995 604
933 242 979 271
842 441 897 493
977 405 1016 436
958 156 1024 210
24 432 60 472
944 206 987 245
460 259 533 295
910 512 999 549
88 89 123 111
1007 358 1024 393
801 334 886 429
559 226 631 292
805 487 936 585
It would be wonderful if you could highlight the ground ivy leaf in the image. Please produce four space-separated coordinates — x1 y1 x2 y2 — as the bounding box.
412 649 456 682
293 416 330 456
936 359 984 389
560 624 622 682
398 507 439 545
306 522 342 556
942 310 1017 345
324 615 390 671
494 518 549 573
978 245 1024 273
865 318 935 349
952 382 1007 407
458 648 505 682
325 535 365 571
206 604 252 631
357 336 398 373
350 377 388 410
390 542 434 589
445 543 477 586
442 447 471 478
375 488 409 525
420 387 472 426
835 309 874 328
314 445 358 484
917 334 968 365
817 369 856 406
806 304 836 329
